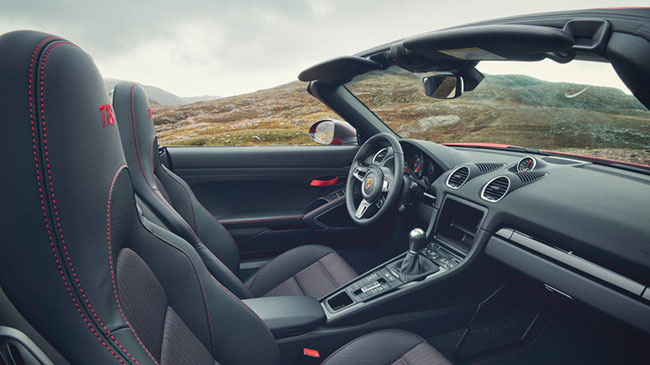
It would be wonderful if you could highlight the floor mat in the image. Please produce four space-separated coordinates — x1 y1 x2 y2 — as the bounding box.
455 307 539 361
475 302 650 365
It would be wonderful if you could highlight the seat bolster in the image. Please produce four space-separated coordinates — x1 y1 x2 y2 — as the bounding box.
322 329 451 365
246 245 357 299
195 244 251 299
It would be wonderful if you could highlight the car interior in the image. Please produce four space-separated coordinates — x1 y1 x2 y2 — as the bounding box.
1 7 650 365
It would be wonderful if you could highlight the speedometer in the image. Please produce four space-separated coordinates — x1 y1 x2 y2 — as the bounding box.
408 151 425 178
517 156 537 172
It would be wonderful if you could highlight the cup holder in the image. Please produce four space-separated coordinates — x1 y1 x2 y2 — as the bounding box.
327 291 353 311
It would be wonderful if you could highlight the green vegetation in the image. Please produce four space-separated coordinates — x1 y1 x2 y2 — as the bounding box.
152 82 329 147
152 69 650 165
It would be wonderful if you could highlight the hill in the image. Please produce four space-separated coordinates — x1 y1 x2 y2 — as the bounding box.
149 70 650 165
104 79 219 105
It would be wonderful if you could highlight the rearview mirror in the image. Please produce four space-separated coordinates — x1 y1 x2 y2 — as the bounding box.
309 119 357 146
423 73 463 99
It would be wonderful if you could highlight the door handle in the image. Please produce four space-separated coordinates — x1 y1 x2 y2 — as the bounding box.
308 177 339 187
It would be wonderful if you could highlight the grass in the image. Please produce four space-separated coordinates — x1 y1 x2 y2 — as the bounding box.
150 70 650 165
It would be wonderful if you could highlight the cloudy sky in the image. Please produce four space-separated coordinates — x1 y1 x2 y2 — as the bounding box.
1 1 646 97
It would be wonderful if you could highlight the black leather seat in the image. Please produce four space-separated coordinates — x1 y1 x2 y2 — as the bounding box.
0 30 450 365
110 82 357 300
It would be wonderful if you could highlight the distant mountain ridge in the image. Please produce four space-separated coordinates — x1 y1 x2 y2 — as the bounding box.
103 78 219 105
148 71 650 166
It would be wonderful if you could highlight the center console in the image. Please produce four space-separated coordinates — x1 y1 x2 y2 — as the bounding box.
322 196 487 323
243 295 325 339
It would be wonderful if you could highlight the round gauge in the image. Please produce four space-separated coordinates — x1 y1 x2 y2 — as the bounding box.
517 156 537 172
408 151 425 178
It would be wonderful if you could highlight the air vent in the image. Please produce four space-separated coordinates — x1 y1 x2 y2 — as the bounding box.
516 171 547 183
446 166 470 189
481 176 510 202
475 162 505 172
372 148 388 164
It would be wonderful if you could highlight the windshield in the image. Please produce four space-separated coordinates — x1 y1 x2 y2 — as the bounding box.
346 61 650 166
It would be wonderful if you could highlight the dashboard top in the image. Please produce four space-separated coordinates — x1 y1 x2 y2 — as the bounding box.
398 138 650 286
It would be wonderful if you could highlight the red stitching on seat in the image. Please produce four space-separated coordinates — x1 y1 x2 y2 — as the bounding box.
107 164 160 364
32 39 139 364
161 159 199 235
127 85 202 244
124 87 242 287
144 227 218 357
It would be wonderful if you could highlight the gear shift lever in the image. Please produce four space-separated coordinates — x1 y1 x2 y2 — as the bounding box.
389 228 439 281
407 228 426 254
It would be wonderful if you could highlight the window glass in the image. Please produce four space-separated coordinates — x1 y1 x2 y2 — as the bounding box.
152 82 334 146
346 61 650 166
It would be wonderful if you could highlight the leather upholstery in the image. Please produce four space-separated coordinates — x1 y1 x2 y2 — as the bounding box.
111 82 358 300
0 30 450 365
112 83 250 299
0 30 279 364
322 330 452 365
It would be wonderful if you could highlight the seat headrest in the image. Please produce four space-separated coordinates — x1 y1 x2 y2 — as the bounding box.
112 82 157 193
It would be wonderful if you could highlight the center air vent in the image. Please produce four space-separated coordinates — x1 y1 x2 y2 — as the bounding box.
516 171 547 183
475 162 505 172
481 176 510 202
372 148 388 164
446 166 470 189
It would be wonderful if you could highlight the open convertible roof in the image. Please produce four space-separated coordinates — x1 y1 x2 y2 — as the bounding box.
298 8 650 108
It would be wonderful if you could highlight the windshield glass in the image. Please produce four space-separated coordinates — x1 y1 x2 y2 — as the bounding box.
346 61 650 166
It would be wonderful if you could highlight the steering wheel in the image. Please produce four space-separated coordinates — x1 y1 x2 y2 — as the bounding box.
346 133 404 225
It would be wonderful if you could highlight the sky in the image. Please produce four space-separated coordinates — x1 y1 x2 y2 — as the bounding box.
1 1 647 97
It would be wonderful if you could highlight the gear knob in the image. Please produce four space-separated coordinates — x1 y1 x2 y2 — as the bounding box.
408 228 426 253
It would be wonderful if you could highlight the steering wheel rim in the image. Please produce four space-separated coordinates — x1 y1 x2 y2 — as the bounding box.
346 132 404 226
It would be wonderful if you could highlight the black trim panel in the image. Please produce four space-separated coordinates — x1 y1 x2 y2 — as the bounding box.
486 235 650 334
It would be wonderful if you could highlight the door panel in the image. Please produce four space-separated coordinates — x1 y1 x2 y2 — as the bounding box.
166 146 375 257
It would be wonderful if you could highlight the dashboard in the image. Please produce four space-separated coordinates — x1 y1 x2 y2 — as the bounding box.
396 139 650 334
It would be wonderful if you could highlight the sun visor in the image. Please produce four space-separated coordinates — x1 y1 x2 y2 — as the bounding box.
402 24 575 62
298 56 382 84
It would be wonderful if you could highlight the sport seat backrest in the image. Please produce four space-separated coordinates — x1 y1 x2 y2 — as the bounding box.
111 84 250 298
0 31 279 364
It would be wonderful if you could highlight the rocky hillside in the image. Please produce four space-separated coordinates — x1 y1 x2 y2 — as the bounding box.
104 79 219 105
151 82 330 146
150 69 650 165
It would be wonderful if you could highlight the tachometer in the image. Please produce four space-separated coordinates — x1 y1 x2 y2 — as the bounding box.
517 156 537 172
408 151 425 178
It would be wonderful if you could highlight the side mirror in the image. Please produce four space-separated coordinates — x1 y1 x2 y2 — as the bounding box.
423 73 463 99
309 119 358 146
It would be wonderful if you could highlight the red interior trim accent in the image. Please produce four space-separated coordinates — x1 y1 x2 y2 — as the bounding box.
303 348 320 358
309 177 338 186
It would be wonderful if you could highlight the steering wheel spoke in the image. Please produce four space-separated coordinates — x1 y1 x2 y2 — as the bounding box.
382 176 392 192
352 164 370 182
381 168 394 192
355 199 371 219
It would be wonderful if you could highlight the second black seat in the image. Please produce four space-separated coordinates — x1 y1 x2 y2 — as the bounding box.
111 83 358 299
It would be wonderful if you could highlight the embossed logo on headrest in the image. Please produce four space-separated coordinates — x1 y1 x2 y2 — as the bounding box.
99 104 115 128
